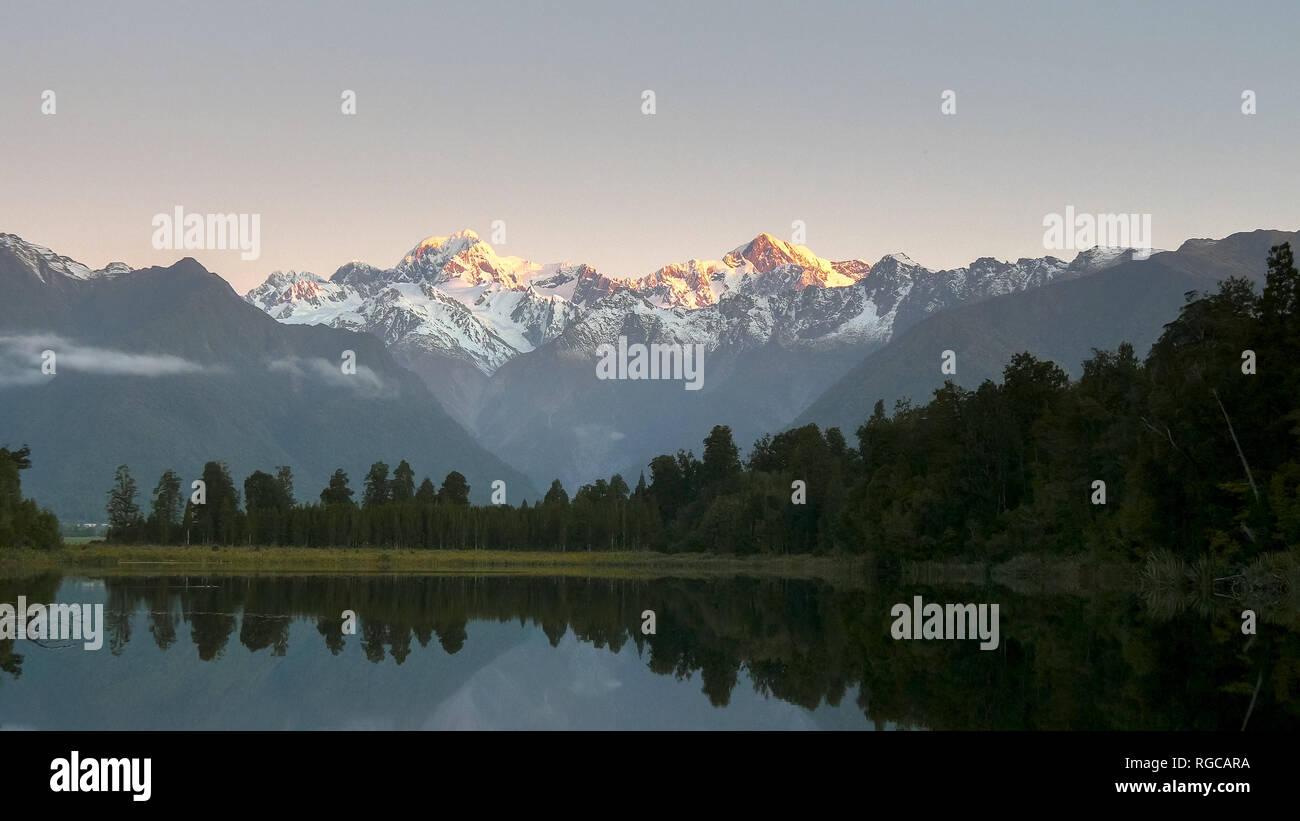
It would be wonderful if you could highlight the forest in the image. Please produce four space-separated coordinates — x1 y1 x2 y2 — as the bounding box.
4 243 1298 563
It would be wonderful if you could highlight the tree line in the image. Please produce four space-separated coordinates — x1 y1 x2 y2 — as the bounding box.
102 457 667 551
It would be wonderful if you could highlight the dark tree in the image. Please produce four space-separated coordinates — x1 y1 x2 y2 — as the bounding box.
0 445 60 549
150 469 183 544
275 465 295 506
391 460 416 503
438 471 470 506
362 462 391 508
543 479 569 506
415 477 438 504
609 474 630 500
194 461 240 545
107 465 140 541
320 469 355 507
701 425 742 488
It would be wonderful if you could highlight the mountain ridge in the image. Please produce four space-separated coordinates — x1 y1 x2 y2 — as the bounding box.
243 230 1138 380
794 228 1300 435
0 236 538 521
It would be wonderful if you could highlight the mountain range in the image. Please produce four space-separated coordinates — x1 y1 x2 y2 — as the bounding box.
243 230 1159 493
2 226 1291 523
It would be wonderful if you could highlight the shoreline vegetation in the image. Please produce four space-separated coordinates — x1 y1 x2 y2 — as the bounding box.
3 545 1293 606
0 544 876 580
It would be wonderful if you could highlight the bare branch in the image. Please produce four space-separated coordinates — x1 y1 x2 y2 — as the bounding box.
1212 388 1261 504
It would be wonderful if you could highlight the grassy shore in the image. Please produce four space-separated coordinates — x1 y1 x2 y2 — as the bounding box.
0 544 874 581
3 544 1187 595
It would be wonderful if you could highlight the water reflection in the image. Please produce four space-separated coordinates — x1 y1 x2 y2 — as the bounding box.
0 572 1295 730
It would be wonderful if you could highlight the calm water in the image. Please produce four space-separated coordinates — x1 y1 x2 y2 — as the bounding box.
0 572 1293 730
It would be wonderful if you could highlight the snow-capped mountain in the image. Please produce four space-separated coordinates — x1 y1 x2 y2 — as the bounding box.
244 230 1137 376
246 230 621 373
0 233 130 282
623 233 870 309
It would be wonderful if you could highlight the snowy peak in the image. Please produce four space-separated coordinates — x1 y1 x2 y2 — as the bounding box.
96 262 133 277
857 253 923 282
0 233 137 282
722 232 870 288
1067 245 1159 274
1 233 98 282
532 263 621 306
245 270 358 321
626 233 873 309
328 260 388 295
629 259 733 308
724 232 812 272
401 228 481 264
880 252 919 267
398 229 484 274
830 258 872 280
393 228 541 291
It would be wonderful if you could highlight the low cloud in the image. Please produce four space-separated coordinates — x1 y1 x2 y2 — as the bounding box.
0 333 218 386
266 356 389 396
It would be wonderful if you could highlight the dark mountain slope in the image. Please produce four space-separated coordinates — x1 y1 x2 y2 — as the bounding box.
796 230 1297 435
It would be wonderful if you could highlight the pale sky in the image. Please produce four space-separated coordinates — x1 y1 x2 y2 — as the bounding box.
2 0 1297 292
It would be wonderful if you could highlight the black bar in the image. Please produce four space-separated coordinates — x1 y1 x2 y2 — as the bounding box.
2 731 1284 809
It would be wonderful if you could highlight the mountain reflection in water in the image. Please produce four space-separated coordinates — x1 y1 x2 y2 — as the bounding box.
0 573 1294 731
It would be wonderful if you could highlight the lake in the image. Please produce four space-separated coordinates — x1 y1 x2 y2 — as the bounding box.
0 571 1293 730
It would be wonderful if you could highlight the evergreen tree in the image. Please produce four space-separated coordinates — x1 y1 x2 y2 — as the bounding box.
648 453 692 521
438 471 470 506
609 474 630 500
391 460 416 503
194 462 240 545
321 469 355 507
150 469 183 544
1261 242 1298 328
363 462 391 508
275 465 295 506
701 425 742 488
107 465 140 542
543 479 569 506
415 477 438 504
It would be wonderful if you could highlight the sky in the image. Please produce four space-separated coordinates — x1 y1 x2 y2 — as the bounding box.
2 0 1298 293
